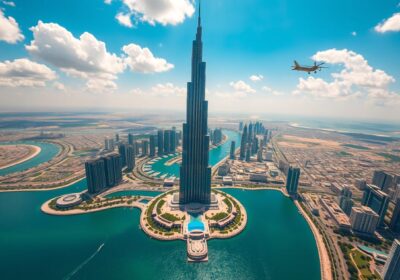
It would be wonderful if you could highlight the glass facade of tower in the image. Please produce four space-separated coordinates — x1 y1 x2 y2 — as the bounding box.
179 11 211 204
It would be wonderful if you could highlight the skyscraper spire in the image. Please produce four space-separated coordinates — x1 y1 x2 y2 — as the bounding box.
198 0 201 27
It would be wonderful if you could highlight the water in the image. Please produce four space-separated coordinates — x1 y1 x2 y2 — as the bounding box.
149 130 241 178
188 215 205 232
290 118 400 138
0 141 60 176
0 130 319 279
0 187 320 280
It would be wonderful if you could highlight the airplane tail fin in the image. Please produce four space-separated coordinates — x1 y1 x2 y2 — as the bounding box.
294 60 299 67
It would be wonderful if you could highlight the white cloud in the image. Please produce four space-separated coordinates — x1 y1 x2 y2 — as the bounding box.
129 83 185 97
123 43 174 73
86 78 117 93
116 12 133 28
53 81 66 91
104 0 112 4
262 86 283 96
2 1 15 7
249 74 263 82
351 31 357 36
375 13 400 33
0 10 24 44
25 21 173 92
229 80 256 94
26 21 124 80
0 58 56 87
120 0 195 26
293 49 398 104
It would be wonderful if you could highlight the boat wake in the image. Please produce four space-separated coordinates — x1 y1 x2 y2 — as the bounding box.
63 243 105 280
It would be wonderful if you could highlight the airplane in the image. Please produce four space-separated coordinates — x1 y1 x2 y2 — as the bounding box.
292 60 327 74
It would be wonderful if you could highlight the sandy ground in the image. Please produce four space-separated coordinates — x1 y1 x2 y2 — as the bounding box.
0 145 41 170
278 135 341 149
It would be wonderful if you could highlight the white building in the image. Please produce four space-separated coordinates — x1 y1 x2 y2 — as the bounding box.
349 206 379 236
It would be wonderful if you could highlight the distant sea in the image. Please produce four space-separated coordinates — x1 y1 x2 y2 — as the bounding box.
289 118 400 139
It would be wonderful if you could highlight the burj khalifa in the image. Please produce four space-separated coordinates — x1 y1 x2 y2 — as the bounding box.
179 3 211 205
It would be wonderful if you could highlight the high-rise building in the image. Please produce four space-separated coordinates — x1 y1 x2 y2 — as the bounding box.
134 141 140 156
390 198 400 233
248 122 253 143
142 140 149 156
85 159 107 194
212 128 223 145
170 129 176 153
179 7 211 204
373 170 393 193
286 166 300 196
149 135 156 157
157 129 164 156
115 133 119 143
118 144 127 167
86 154 122 195
103 153 122 187
164 130 171 154
104 138 115 151
382 239 400 280
245 146 251 162
128 133 134 145
338 185 354 216
240 124 247 160
257 149 263 162
362 184 389 227
239 121 243 131
230 141 236 160
349 206 379 236
126 145 135 172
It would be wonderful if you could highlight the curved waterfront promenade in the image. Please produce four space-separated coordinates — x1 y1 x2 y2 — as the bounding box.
0 144 41 170
41 195 152 216
295 200 332 280
0 141 60 177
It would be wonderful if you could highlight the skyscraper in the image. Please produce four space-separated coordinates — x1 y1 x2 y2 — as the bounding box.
362 184 389 227
126 145 135 172
128 133 134 145
118 144 127 167
157 129 164 156
230 141 236 160
85 159 107 194
142 140 149 156
103 153 122 187
164 130 171 154
382 239 400 280
286 166 300 196
149 135 156 157
240 124 247 160
170 129 176 153
390 198 400 233
373 170 393 193
179 6 211 204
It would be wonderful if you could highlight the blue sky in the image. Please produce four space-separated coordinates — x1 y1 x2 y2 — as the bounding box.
0 0 399 121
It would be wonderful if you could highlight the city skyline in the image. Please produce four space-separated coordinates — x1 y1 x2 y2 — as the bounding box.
0 0 400 121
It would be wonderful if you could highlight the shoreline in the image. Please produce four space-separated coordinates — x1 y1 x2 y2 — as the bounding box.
0 176 85 193
0 144 41 170
294 200 332 280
